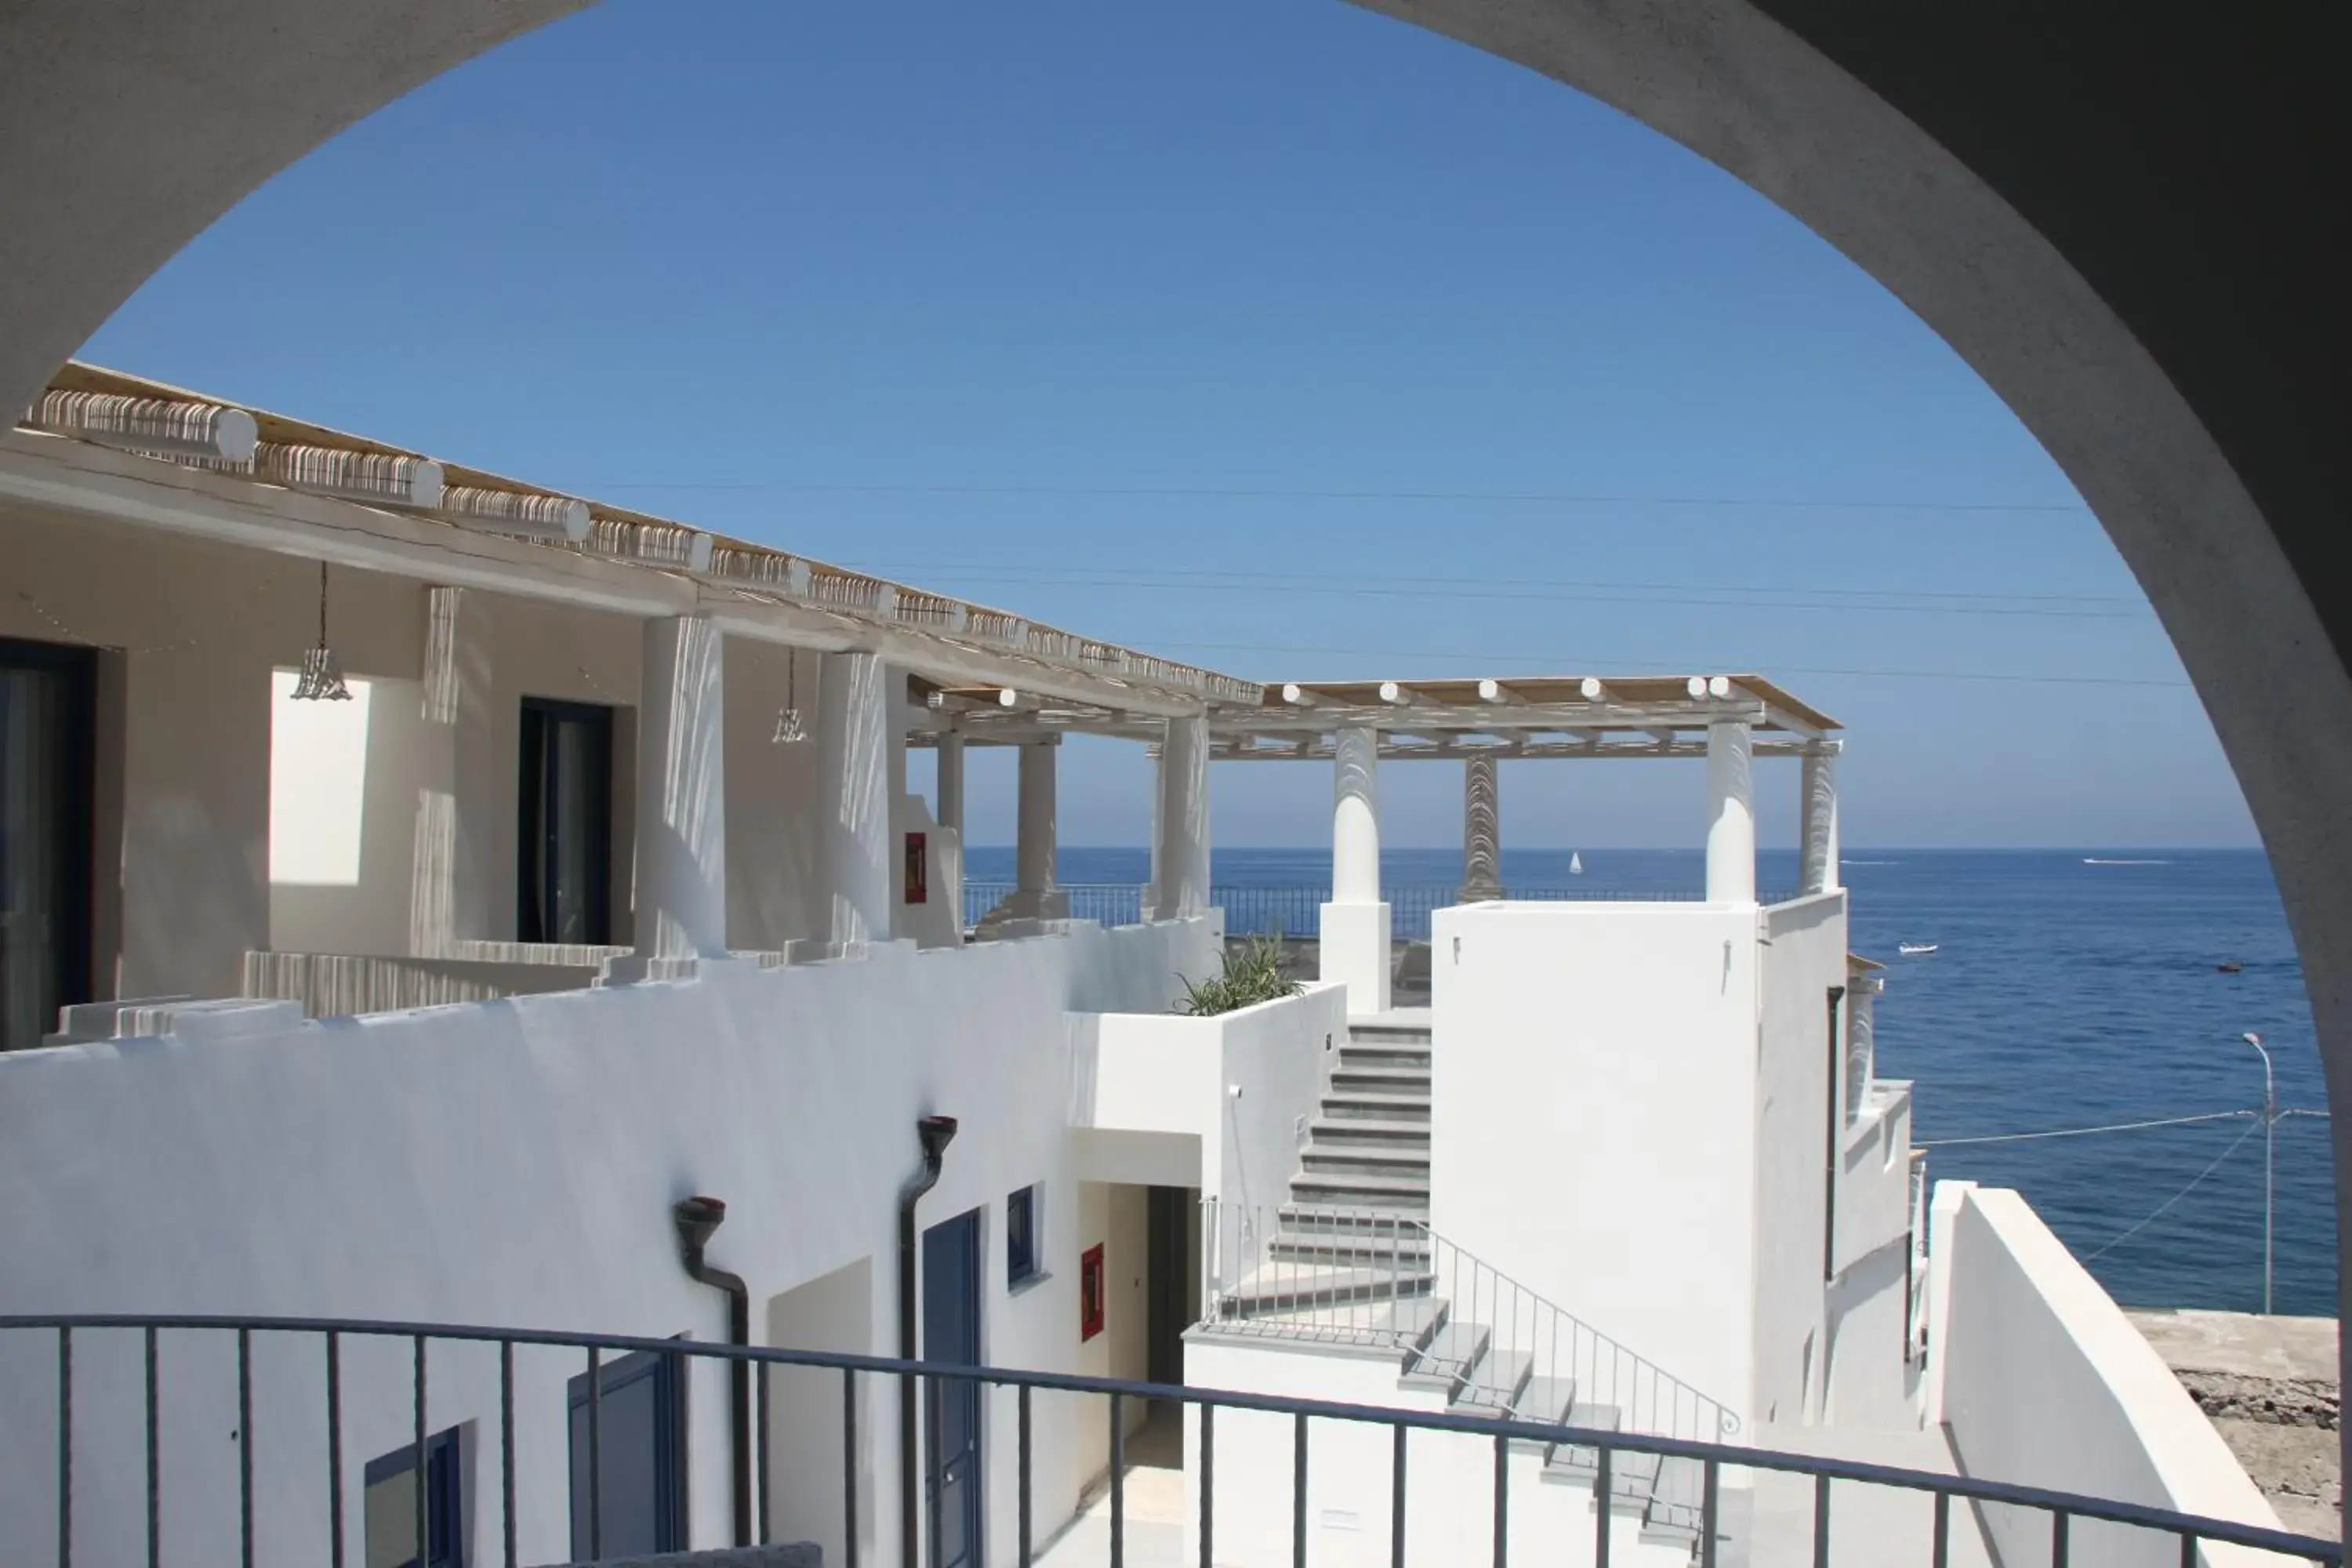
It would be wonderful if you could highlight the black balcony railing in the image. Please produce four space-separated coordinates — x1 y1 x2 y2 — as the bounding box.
2 1313 2334 1568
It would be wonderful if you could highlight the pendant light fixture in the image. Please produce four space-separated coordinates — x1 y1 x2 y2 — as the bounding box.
772 645 809 743
291 561 353 702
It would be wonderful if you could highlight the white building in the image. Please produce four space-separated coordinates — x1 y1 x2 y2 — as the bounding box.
0 367 2309 1567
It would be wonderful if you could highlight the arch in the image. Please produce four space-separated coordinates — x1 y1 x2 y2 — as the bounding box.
4 0 2343 1345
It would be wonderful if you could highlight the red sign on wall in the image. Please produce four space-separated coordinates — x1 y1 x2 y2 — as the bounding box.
904 831 928 905
1080 1243 1105 1341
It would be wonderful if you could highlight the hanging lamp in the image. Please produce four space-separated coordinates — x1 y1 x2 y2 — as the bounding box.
290 561 353 701
772 645 809 743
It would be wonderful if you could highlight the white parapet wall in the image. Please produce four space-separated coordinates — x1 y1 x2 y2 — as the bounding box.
0 916 1218 1568
1069 982 1344 1215
1926 1182 2281 1566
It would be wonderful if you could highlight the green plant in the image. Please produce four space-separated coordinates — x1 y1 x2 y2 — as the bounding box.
1177 931 1303 1017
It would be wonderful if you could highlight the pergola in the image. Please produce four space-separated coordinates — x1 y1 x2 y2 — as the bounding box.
913 671 1845 1010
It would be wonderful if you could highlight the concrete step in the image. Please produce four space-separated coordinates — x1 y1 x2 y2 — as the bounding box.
1214 1264 1438 1316
1502 1375 1581 1455
1641 1455 1707 1546
1299 1144 1432 1179
1544 1403 1661 1511
1306 1116 1432 1148
1320 1093 1430 1123
1401 1318 1490 1394
1348 1019 1434 1045
1337 1044 1432 1070
1450 1346 1534 1417
1268 1229 1432 1269
1274 1203 1430 1236
1330 1065 1431 1094
1289 1171 1431 1210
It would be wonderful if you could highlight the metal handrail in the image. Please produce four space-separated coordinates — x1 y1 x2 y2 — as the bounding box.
1199 1200 1740 1529
4 1311 2332 1566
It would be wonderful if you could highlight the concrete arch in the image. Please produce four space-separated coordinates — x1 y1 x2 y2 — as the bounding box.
3 0 2344 1330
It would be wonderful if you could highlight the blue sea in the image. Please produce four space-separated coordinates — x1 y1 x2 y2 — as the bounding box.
967 844 2336 1316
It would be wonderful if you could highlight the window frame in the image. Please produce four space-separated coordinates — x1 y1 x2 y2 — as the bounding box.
1005 1183 1045 1291
362 1425 465 1568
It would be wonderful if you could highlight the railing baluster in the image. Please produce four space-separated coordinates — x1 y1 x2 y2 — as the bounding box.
1111 1388 1126 1568
327 1330 345 1568
1813 1473 1830 1568
1293 1413 1308 1568
501 1341 517 1568
1492 1430 1509 1568
412 1334 428 1568
1200 1403 1215 1568
587 1345 603 1560
1933 1489 1951 1568
843 1367 859 1568
2052 1509 2070 1568
758 1358 772 1545
145 1326 160 1568
1018 1385 1032 1568
2178 1532 2196 1568
56 1324 71 1568
1390 1423 1406 1568
238 1327 254 1568
1595 1446 1612 1568
1700 1456 1719 1568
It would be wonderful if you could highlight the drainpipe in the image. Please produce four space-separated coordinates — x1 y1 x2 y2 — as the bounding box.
898 1115 959 1568
675 1195 753 1547
1823 986 1847 1285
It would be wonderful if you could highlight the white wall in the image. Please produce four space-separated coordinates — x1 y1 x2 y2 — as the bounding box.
269 671 436 957
767 1257 875 1568
1073 983 1342 1225
1182 1336 1680 1568
1927 1183 2281 1567
1750 891 1847 1425
0 916 1218 1568
1820 1081 1920 1429
1428 901 1762 1424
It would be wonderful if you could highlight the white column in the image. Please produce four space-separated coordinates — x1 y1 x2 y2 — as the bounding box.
992 739 1069 922
1461 751 1502 902
617 614 729 975
411 585 495 956
1801 743 1842 895
1143 740 1163 913
1704 720 1757 904
1321 725 1391 1012
935 731 965 842
815 650 892 949
1152 715 1210 921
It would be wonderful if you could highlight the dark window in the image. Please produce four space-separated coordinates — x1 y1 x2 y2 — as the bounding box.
517 698 612 945
1006 1185 1041 1288
567 1348 686 1559
364 1427 463 1568
1 638 96 1051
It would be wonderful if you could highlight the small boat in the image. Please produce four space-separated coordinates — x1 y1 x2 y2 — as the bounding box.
1898 942 1939 956
1569 851 1584 876
2217 960 2244 975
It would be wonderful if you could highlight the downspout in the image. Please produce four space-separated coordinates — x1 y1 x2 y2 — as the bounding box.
1823 986 1847 1285
899 1116 960 1568
675 1196 753 1548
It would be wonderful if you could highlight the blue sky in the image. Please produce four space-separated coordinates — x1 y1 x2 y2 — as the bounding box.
80 0 2247 850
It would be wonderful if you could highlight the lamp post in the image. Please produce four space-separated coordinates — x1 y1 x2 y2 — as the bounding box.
2240 1031 2278 1315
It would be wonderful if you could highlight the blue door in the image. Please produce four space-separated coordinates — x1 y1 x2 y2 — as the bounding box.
568 1349 685 1559
924 1208 984 1568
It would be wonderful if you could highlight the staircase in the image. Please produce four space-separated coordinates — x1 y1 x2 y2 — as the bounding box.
1200 1011 1728 1556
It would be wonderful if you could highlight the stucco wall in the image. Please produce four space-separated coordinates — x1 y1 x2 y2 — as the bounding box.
1927 1183 2280 1566
0 916 1217 1567
1428 901 1761 1423
0 503 424 999
1751 891 1847 1425
268 671 437 957
1075 982 1342 1221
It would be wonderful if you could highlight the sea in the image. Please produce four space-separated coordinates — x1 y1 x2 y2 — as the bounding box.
966 844 2337 1317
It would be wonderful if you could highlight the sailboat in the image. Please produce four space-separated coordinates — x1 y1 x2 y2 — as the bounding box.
1569 851 1584 876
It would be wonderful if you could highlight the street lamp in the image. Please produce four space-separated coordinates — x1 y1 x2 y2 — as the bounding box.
2240 1031 2278 1315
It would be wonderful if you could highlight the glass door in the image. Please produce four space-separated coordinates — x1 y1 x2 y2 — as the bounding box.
517 698 613 946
